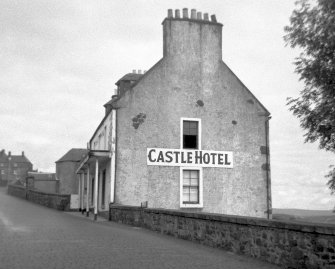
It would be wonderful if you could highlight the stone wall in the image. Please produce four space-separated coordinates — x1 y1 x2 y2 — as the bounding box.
7 184 26 199
0 179 8 187
8 184 71 211
110 205 335 269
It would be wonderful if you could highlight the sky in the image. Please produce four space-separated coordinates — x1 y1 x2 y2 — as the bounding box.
1 0 334 210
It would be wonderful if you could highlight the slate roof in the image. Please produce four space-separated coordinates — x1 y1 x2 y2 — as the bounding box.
56 148 88 163
115 73 143 86
10 155 32 163
0 150 32 164
0 150 8 162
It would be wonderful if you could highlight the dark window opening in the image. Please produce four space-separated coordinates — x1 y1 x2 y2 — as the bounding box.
183 121 198 149
101 170 106 206
91 178 94 205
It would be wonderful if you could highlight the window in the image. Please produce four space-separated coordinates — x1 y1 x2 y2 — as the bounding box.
180 167 203 208
91 178 95 205
1 170 4 175
181 118 201 149
13 163 17 167
101 170 106 207
182 170 199 203
13 169 17 175
104 126 107 149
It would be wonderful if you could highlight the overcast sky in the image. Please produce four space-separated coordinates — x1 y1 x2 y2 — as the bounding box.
1 0 334 210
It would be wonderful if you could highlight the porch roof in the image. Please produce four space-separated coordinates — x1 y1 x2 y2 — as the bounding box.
76 150 111 174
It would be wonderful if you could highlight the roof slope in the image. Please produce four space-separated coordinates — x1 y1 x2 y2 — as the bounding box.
115 73 143 85
56 148 88 163
10 155 32 163
0 150 8 162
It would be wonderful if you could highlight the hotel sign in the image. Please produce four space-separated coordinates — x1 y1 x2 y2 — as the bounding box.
147 148 233 168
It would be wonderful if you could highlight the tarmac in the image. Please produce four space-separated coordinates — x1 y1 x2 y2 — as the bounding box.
0 187 280 269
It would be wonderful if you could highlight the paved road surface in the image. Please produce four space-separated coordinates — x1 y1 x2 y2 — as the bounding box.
0 188 279 269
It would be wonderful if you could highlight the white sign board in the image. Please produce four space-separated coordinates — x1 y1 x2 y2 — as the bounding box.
147 148 233 168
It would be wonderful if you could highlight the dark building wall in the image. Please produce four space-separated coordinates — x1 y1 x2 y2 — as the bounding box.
56 162 79 194
0 160 32 184
114 15 270 217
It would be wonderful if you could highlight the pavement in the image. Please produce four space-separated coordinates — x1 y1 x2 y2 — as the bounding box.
0 187 280 269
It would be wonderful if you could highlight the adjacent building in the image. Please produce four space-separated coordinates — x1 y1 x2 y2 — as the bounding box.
26 172 58 193
56 148 88 194
77 8 272 220
0 149 33 186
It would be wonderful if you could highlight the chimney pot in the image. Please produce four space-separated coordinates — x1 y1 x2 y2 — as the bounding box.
167 9 173 18
197 12 202 20
138 70 142 74
191 9 196 19
182 8 188 19
8 151 11 157
175 9 180 18
204 13 209 21
211 15 217 22
132 70 136 74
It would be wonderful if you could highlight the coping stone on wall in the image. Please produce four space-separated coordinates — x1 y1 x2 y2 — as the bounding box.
110 206 335 236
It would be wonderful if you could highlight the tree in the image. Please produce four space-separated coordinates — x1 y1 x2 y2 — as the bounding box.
284 0 335 193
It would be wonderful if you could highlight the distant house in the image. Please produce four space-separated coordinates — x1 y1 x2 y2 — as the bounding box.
56 149 88 194
0 149 33 186
26 171 58 193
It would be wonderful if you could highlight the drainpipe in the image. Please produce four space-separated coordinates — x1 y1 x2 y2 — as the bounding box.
110 108 117 204
265 116 272 219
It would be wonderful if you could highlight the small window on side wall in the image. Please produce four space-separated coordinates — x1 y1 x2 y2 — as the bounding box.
182 119 200 149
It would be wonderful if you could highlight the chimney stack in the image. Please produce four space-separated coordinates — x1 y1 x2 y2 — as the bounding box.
163 8 223 61
22 151 24 156
8 151 11 157
175 9 180 18
168 9 173 18
191 9 196 19
182 8 188 18
132 70 136 74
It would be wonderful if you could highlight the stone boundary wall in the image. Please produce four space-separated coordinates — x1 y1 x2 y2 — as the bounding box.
7 184 26 199
110 205 335 269
7 184 71 211
0 180 8 187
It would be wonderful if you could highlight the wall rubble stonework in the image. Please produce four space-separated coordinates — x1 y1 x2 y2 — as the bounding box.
8 184 71 211
110 204 335 269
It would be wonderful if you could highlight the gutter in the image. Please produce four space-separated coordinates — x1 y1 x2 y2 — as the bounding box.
110 108 117 203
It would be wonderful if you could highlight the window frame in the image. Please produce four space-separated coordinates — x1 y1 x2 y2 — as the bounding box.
180 118 201 150
180 167 203 208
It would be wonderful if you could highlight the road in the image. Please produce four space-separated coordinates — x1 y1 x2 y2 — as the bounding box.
0 188 279 269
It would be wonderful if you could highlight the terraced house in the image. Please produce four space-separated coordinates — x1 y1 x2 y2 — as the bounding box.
77 8 272 220
0 150 33 186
